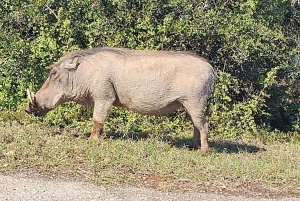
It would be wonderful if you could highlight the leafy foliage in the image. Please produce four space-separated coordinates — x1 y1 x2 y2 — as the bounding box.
0 0 299 138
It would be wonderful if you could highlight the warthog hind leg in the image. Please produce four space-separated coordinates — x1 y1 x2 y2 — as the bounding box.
183 101 209 154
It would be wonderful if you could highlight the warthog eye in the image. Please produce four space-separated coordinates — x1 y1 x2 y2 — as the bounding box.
50 69 57 76
50 69 59 80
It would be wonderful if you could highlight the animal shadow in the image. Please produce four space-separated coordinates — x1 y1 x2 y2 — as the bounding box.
209 141 266 153
172 136 265 154
82 131 265 154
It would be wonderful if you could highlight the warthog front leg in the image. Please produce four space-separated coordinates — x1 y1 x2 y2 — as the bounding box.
90 101 112 139
90 120 104 139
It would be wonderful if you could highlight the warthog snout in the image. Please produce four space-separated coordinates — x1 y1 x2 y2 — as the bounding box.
24 89 48 117
24 104 32 114
25 89 36 114
24 103 37 115
24 102 38 116
24 102 48 117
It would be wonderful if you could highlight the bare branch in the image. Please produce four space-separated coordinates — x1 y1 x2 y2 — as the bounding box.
45 4 59 21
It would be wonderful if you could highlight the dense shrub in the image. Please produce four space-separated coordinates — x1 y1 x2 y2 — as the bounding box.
0 0 299 138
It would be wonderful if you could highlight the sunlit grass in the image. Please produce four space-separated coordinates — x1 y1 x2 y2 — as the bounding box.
0 111 299 196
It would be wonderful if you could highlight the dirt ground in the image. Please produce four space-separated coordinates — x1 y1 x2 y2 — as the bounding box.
0 172 299 201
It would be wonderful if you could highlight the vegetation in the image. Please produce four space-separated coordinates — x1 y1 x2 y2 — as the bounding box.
0 0 299 135
0 0 299 196
0 113 300 196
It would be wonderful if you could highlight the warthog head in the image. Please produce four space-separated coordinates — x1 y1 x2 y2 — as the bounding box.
25 57 80 116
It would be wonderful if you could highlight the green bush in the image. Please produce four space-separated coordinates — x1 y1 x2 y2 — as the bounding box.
265 55 300 131
0 0 299 138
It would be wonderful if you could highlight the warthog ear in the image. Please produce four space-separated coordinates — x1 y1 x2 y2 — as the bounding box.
64 57 80 70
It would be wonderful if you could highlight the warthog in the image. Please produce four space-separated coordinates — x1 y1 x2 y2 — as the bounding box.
25 47 215 154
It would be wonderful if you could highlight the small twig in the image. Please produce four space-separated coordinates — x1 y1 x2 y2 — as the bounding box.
0 58 8 65
45 4 59 21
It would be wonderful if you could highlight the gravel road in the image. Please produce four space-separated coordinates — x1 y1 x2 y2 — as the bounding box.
0 172 299 201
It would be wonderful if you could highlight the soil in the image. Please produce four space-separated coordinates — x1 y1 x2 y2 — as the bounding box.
1 172 299 201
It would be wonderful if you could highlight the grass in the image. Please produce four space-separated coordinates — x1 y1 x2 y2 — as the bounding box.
0 110 300 197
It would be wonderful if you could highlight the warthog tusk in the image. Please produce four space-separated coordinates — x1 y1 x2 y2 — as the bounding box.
26 89 34 104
